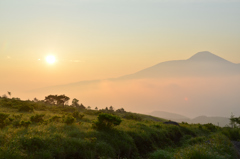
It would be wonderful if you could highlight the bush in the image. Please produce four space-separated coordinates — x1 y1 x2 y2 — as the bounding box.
12 114 23 119
19 136 47 152
30 114 45 123
72 111 84 119
18 104 34 112
222 127 240 141
174 133 236 159
0 113 10 128
20 120 32 128
49 115 62 122
93 113 122 130
124 113 142 121
203 123 218 132
63 114 76 125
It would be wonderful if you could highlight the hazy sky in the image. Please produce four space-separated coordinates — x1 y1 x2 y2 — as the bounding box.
1 0 240 91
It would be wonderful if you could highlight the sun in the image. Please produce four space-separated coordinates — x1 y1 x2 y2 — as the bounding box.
46 55 56 64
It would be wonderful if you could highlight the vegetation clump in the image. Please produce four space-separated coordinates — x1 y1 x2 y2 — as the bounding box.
124 113 143 121
72 111 84 119
18 104 34 112
63 114 76 125
93 113 122 130
30 114 45 123
0 113 10 128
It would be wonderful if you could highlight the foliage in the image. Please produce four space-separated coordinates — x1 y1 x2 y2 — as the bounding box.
149 150 173 159
93 113 122 130
124 113 143 121
72 111 84 119
221 127 240 141
63 114 76 125
30 114 45 123
44 94 70 105
174 133 236 159
0 113 10 128
18 104 34 112
71 98 81 108
229 113 240 128
20 120 32 128
49 115 62 122
116 108 126 113
203 123 218 132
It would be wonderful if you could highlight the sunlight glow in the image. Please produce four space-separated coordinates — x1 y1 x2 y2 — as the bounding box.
46 55 56 64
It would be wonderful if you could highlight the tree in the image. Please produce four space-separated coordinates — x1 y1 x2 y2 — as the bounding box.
92 113 122 130
116 108 126 113
56 94 70 105
45 95 57 105
33 97 39 102
95 107 98 110
109 106 114 112
230 113 237 128
230 113 240 128
44 94 70 106
72 98 79 107
87 106 91 110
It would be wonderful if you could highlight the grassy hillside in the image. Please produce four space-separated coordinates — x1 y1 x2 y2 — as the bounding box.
0 96 239 159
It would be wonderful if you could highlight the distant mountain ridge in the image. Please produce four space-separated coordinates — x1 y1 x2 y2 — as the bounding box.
120 51 240 79
149 111 230 127
188 51 232 63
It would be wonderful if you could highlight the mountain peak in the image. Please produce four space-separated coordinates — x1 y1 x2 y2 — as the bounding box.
188 51 230 63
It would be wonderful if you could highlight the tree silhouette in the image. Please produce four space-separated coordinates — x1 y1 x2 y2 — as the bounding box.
72 98 80 107
109 106 114 112
45 94 70 106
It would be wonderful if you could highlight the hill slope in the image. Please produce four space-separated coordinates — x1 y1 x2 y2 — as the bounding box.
0 97 238 159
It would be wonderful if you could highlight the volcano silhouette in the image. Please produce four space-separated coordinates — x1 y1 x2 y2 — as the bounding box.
119 51 240 79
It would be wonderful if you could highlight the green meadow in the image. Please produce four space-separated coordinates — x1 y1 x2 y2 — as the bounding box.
0 96 239 159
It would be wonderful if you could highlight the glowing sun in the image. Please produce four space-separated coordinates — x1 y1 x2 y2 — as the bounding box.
46 55 56 64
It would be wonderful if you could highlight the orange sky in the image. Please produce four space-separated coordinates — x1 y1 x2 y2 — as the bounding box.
1 0 240 94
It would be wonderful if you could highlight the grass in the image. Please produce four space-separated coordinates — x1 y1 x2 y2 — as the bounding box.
0 96 239 159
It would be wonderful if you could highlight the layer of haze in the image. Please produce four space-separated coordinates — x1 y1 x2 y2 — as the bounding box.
0 0 240 117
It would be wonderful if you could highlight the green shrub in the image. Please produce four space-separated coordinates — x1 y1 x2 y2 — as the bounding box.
19 136 47 152
60 106 77 113
93 113 122 130
124 113 143 121
0 113 10 128
203 123 218 132
221 127 240 141
18 104 34 112
0 113 9 122
72 111 84 119
63 114 76 125
30 114 45 123
174 133 236 159
49 115 61 122
20 120 31 128
12 114 23 120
